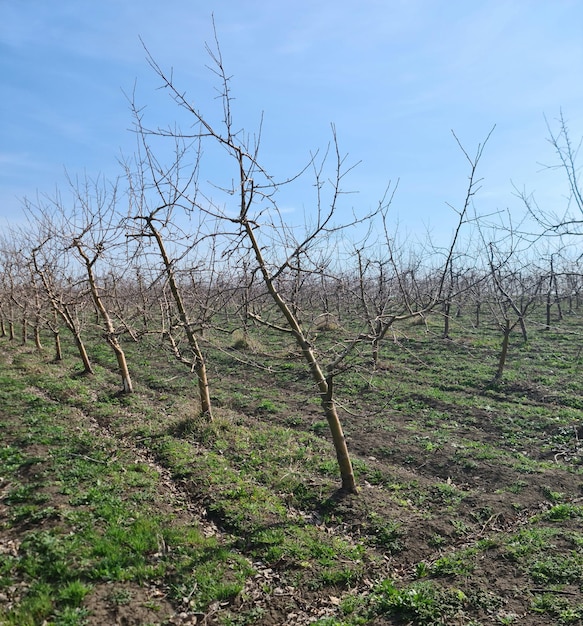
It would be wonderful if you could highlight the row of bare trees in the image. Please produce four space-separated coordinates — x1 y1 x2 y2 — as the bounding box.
1 37 581 494
0 195 580 489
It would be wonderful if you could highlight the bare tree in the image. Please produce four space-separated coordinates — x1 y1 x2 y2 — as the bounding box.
133 212 214 418
122 123 217 420
24 202 94 373
543 253 564 329
349 128 492 370
67 176 135 393
4 239 32 346
134 37 376 492
514 111 583 248
485 240 542 381
29 178 135 392
0 235 19 341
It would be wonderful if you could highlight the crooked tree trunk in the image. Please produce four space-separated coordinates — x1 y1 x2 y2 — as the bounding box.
242 218 357 494
143 218 213 420
321 375 356 493
31 254 93 373
50 311 62 361
56 305 93 374
371 337 380 369
74 244 133 394
50 305 92 373
105 334 133 393
517 315 527 342
33 292 43 351
73 331 93 375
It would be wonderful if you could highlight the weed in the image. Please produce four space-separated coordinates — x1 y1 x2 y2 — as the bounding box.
58 580 92 607
529 553 583 584
428 533 448 548
434 482 465 506
541 503 583 521
415 562 430 578
222 606 266 625
312 420 329 436
498 480 528 494
0 445 26 472
370 579 467 624
53 606 91 625
541 485 567 502
256 399 280 414
5 483 50 506
504 527 557 561
532 593 583 624
451 519 471 537
430 550 476 577
365 513 403 553
108 587 132 605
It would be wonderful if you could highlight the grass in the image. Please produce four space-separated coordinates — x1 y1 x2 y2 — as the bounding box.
0 364 252 624
2 307 583 623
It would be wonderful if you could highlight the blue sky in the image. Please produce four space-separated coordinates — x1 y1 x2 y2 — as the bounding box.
1 0 582 245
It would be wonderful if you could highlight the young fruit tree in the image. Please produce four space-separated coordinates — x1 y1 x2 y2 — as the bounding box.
122 114 217 421
21 206 94 372
27 177 135 393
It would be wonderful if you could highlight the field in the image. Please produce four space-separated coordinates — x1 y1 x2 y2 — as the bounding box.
1 308 583 625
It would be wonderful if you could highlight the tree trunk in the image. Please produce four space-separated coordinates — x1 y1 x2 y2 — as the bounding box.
21 315 27 345
53 329 63 361
73 332 93 375
73 243 133 394
494 318 510 381
556 295 563 321
51 311 62 361
242 218 357 493
55 306 92 372
443 300 451 339
371 337 380 369
107 336 133 394
322 375 357 493
144 218 213 420
518 315 528 343
34 321 43 351
31 256 92 373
